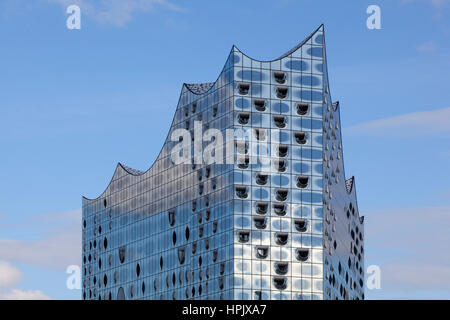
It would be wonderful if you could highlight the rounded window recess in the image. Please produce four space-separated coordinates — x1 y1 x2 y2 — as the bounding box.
130 285 134 298
275 232 289 246
205 209 211 221
273 203 287 216
197 213 203 224
142 282 146 295
275 189 289 202
256 246 269 259
275 262 289 275
172 231 177 245
192 242 197 254
212 249 218 262
198 225 204 238
237 112 250 125
273 115 287 128
136 263 141 277
273 277 287 290
185 226 190 241
108 254 112 267
276 86 288 99
295 248 310 262
103 199 107 208
277 145 288 158
118 246 126 264
192 201 197 212
218 277 224 290
294 131 307 145
160 256 163 270
172 272 176 286
235 186 248 199
153 279 158 292
93 240 97 248
192 102 197 114
256 202 269 215
238 82 250 95
274 159 287 172
104 274 108 287
212 104 218 117
83 220 86 229
296 102 309 115
117 287 125 300
178 246 186 265
294 219 308 232
98 258 102 269
219 262 225 275
238 230 250 243
273 71 286 84
103 237 108 250
255 128 266 141
255 173 268 186
254 98 267 112
237 156 250 170
168 210 176 227
254 216 267 230
114 271 118 284
212 221 218 234
198 256 202 267
296 175 309 188
205 238 210 250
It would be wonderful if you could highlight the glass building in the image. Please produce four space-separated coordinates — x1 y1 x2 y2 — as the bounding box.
82 25 364 300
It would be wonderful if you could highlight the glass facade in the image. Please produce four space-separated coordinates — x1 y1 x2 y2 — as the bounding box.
82 25 364 300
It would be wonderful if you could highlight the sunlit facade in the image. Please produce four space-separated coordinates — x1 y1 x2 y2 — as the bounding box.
82 25 364 300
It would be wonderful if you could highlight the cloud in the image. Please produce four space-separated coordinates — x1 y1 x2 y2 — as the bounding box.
0 261 23 288
0 210 81 271
366 206 450 292
0 261 52 300
345 107 450 136
0 289 51 300
46 0 183 26
415 40 438 53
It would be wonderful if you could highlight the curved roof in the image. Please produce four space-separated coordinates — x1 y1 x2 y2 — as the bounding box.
185 82 216 95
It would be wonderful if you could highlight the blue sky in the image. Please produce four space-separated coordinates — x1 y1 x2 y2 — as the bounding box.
0 0 449 299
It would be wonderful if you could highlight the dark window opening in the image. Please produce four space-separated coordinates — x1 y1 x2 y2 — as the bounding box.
273 71 286 84
273 203 287 216
294 219 308 232
273 277 287 290
238 230 250 243
104 237 108 250
255 291 262 300
219 263 225 275
103 199 107 208
212 221 218 233
160 256 163 270
185 227 190 241
277 145 288 158
237 156 250 170
275 189 288 202
168 210 176 226
274 159 287 172
256 246 269 259
275 262 289 275
136 263 141 277
192 242 197 254
205 239 210 250
254 216 267 229
295 248 309 262
273 115 287 128
275 232 289 246
198 225 204 238
276 86 288 99
172 231 177 245
294 131 307 144
236 186 248 199
118 246 126 264
237 112 250 125
254 98 267 112
142 282 145 295
212 249 218 262
192 102 197 114
255 128 266 141
256 202 269 215
218 277 224 290
212 104 218 117
192 201 197 212
205 209 211 221
296 175 309 188
198 256 202 267
238 82 250 95
256 173 268 185
296 102 309 115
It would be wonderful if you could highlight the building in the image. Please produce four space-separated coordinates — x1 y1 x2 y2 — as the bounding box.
82 25 364 300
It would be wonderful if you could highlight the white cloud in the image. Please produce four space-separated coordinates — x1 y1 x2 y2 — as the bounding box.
346 107 450 136
0 261 23 288
0 289 51 300
46 0 183 26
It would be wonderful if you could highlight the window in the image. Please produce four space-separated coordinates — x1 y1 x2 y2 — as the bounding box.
296 102 309 115
274 159 287 172
256 246 269 259
237 112 250 125
117 287 125 300
273 203 286 216
254 98 266 112
273 115 287 128
294 219 308 232
212 221 218 233
275 189 288 202
237 156 250 170
256 202 269 215
256 173 268 185
198 225 204 238
255 128 266 141
172 231 177 245
295 248 309 262
238 82 250 95
273 71 286 84
253 216 267 229
276 86 288 99
219 262 225 275
277 145 288 158
212 104 218 117
238 230 250 243
275 232 288 245
104 237 108 250
212 249 218 262
185 226 190 240
273 277 287 290
118 246 126 264
136 263 141 277
160 256 163 270
192 242 197 254
275 262 289 275
192 102 197 114
296 175 309 188
294 131 307 144
235 186 248 199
